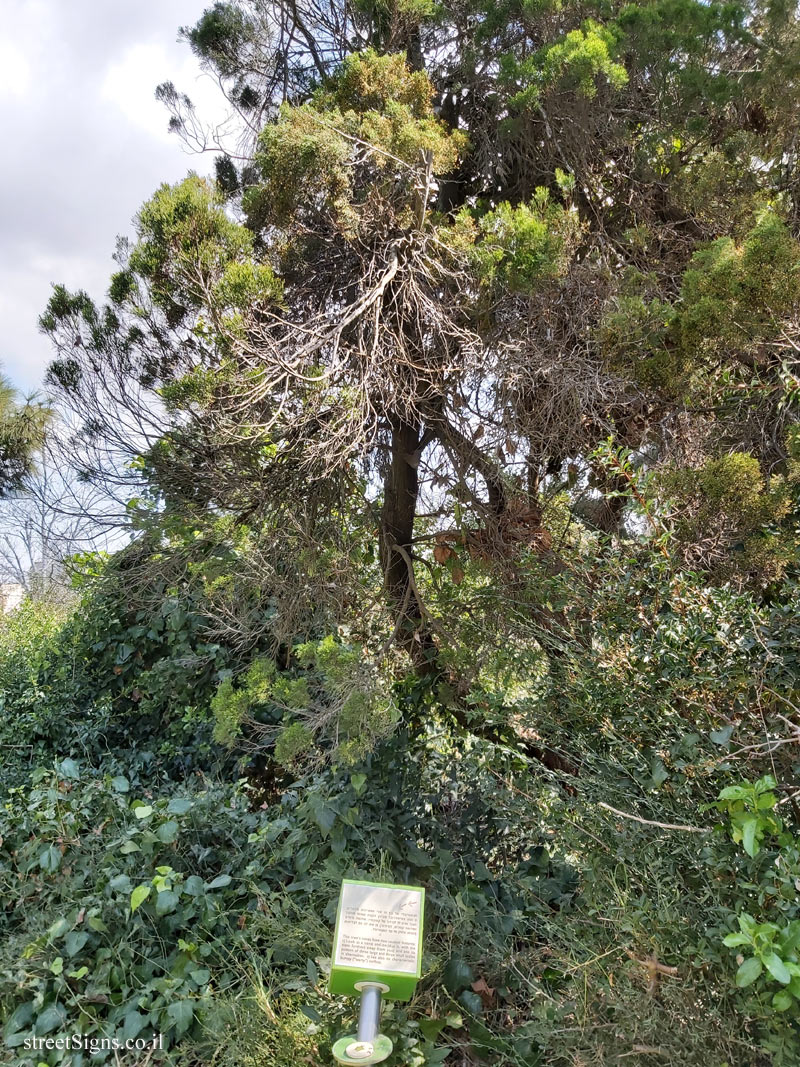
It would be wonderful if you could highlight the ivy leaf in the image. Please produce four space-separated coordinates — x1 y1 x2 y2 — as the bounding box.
167 1000 193 1036
64 931 88 957
155 890 180 916
156 819 179 843
130 885 151 913
458 990 483 1014
57 758 80 779
443 956 474 993
122 1011 147 1041
34 1003 67 1035
39 846 62 873
710 725 733 746
183 875 205 896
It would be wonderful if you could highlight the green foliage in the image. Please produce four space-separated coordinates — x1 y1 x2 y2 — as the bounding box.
658 451 794 581
315 48 434 116
501 19 627 109
210 634 398 764
247 50 466 234
125 174 268 322
599 293 681 390
715 775 783 858
24 2 800 1065
468 191 578 293
714 778 800 1030
186 983 319 1066
679 211 800 364
211 677 250 746
0 764 254 1057
0 373 49 496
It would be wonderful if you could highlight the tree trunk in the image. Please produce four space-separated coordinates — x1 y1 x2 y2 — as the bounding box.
379 415 438 671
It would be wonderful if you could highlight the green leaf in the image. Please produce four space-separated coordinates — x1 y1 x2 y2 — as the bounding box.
419 1017 448 1041
120 839 140 854
167 999 194 1036
772 989 794 1012
741 817 759 857
57 758 80 779
722 932 750 947
133 804 153 819
130 885 151 913
443 956 475 993
764 952 792 985
183 875 205 897
155 889 180 916
738 913 757 935
718 785 748 801
294 845 317 873
35 1003 67 1035
350 773 367 795
47 917 69 939
736 957 763 987
458 990 483 1015
206 874 232 890
156 819 179 843
5 1002 34 1034
650 759 668 787
111 775 130 792
39 845 62 873
64 931 88 957
167 797 193 815
710 725 733 746
122 1011 147 1041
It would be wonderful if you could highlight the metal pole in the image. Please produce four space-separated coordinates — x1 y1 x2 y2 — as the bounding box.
356 984 382 1043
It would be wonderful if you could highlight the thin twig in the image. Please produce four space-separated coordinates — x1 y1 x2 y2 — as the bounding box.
598 801 710 833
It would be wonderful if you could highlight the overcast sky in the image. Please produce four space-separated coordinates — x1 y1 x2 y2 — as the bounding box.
0 0 227 395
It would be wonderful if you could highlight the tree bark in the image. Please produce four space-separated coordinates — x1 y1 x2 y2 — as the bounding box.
379 415 438 671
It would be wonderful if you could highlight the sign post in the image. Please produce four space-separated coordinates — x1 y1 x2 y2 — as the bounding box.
329 879 425 1065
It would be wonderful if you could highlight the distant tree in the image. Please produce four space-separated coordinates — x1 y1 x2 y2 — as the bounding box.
0 374 47 498
0 442 118 600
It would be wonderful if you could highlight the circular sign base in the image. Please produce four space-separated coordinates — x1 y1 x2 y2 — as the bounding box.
332 1035 393 1065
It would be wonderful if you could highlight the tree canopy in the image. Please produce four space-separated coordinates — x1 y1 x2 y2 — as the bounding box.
42 0 800 701
4 1 800 1062
0 373 48 498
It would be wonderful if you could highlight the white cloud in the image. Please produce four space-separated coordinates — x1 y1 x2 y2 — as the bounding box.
0 0 231 393
0 41 32 100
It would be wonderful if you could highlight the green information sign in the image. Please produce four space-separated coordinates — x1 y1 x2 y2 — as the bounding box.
329 879 425 1000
